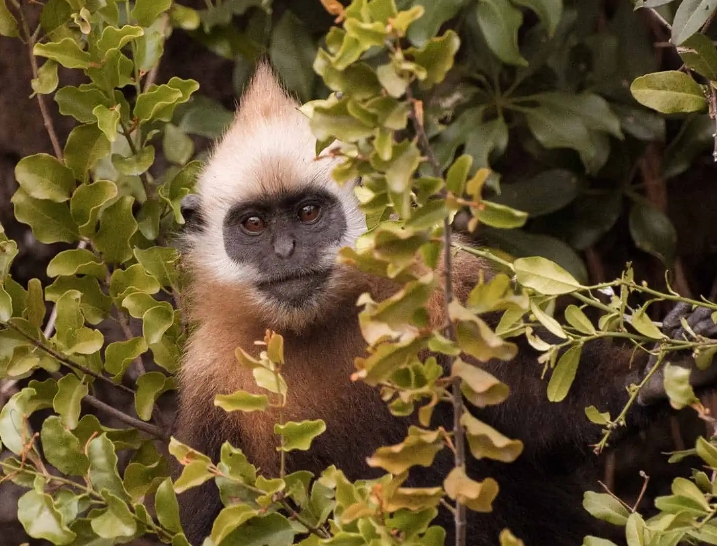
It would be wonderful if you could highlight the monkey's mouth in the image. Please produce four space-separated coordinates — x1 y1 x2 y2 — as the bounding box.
256 269 332 306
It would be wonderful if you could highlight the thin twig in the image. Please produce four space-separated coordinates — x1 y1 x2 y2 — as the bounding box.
5 322 136 395
81 391 169 441
646 8 671 31
406 85 466 546
13 4 64 159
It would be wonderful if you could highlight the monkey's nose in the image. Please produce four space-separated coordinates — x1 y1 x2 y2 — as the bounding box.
273 236 295 258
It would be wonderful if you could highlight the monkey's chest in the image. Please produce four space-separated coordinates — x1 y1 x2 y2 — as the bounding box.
235 376 409 479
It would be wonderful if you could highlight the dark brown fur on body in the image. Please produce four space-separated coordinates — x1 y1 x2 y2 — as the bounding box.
174 248 654 546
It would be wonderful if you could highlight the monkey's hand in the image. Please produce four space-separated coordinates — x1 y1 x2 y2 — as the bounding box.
636 302 717 406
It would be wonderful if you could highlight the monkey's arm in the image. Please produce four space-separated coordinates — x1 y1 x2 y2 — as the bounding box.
473 304 717 455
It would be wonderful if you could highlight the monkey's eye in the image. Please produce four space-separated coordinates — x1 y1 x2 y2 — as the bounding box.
241 216 265 234
298 204 321 224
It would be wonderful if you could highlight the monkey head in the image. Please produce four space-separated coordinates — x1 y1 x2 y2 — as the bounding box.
183 63 367 332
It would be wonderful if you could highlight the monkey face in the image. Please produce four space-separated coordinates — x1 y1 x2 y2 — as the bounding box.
221 187 347 308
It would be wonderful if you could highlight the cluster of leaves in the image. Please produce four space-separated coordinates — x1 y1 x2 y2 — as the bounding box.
0 0 225 541
1 0 717 545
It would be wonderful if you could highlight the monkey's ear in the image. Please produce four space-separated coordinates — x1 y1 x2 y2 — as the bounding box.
180 194 205 231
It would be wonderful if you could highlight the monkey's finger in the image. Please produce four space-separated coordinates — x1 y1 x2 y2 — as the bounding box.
687 306 713 329
662 302 693 331
692 316 717 337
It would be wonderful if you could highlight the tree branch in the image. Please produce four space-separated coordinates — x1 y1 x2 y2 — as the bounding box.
5 322 136 395
15 5 64 160
406 85 466 546
81 391 169 441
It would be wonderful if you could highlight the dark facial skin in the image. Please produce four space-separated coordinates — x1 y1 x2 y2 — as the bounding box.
222 188 347 307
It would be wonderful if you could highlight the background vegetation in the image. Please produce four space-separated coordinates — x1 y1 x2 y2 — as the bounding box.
0 0 717 545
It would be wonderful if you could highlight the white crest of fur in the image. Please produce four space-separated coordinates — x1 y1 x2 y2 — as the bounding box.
187 63 366 306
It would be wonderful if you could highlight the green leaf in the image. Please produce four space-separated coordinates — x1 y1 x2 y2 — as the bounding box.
663 362 699 409
474 200 528 229
46 276 111 325
444 467 499 512
53 374 88 429
678 33 717 80
47 248 107 279
31 60 59 95
155 478 183 534
135 372 173 421
70 179 118 237
631 305 666 340
18 490 77 544
54 290 104 354
628 201 677 265
0 286 11 322
461 412 524 462
176 95 233 138
134 77 199 124
158 160 201 224
105 337 148 380
110 263 161 300
672 0 717 45
163 124 194 165
133 246 179 287
406 0 464 46
215 391 269 413
142 303 174 345
535 92 623 139
564 305 596 335
135 29 165 73
94 196 139 263
484 228 588 284
88 434 127 499
512 0 562 35
131 0 171 26
34 37 91 68
585 406 611 426
696 437 717 468
64 124 112 182
91 491 137 538
15 153 76 202
269 10 316 102
173 460 214 493
476 0 527 66
547 345 582 402
407 30 461 86
113 145 155 175
514 256 581 295
55 85 112 124
0 0 19 37
211 504 258 545
631 71 707 114
0 388 36 455
524 104 598 173
274 420 326 451
94 105 121 142
12 189 79 244
582 491 630 525
464 117 509 169
96 25 145 57
41 416 90 475
366 427 443 474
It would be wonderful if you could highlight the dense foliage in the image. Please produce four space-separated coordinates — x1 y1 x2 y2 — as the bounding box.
0 0 717 545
